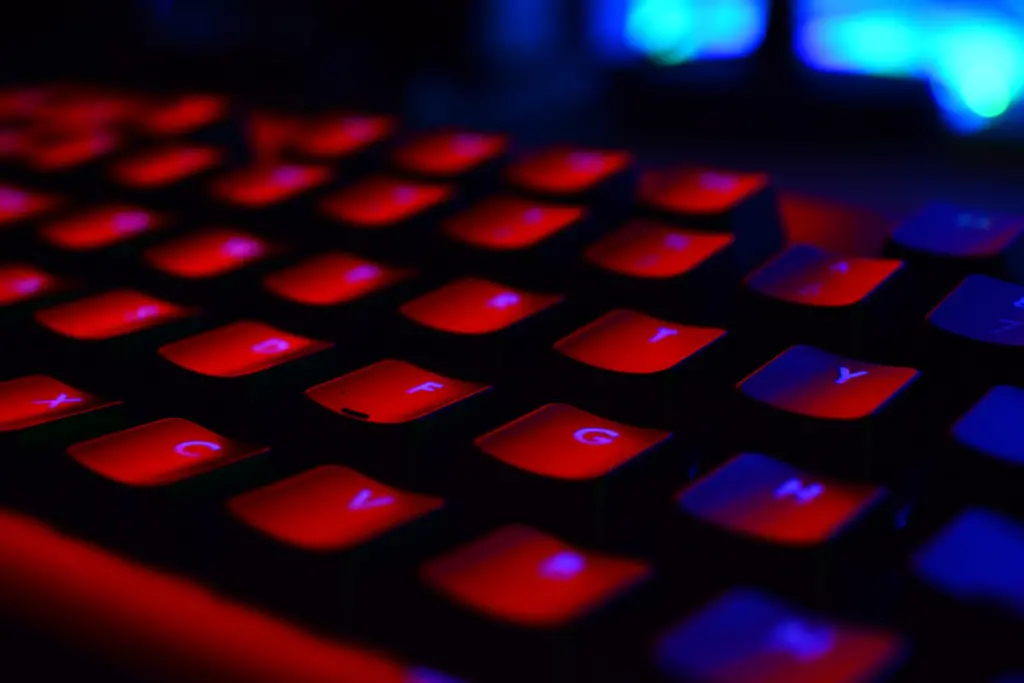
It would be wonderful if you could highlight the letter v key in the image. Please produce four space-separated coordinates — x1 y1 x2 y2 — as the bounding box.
348 489 395 510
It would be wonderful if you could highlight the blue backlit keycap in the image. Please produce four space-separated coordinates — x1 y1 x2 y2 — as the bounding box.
913 509 1024 622
655 588 906 683
928 275 1024 347
953 386 1024 467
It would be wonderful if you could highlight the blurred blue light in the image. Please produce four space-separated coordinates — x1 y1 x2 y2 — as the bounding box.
796 1 1024 134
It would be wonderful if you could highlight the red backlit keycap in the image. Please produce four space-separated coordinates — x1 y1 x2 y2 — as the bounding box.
555 310 726 375
305 359 489 424
0 264 61 306
640 167 769 215
656 588 905 683
228 464 444 552
320 176 453 229
144 228 272 279
476 403 670 481
506 147 631 196
39 205 165 251
677 453 885 546
159 321 331 379
293 113 395 159
584 221 734 279
68 418 268 487
0 87 46 120
421 525 650 628
0 185 59 227
36 91 138 131
111 145 224 189
746 245 904 308
140 93 228 136
210 164 331 209
400 277 563 335
263 252 414 307
23 130 119 171
393 130 507 177
0 376 118 432
35 290 192 341
738 346 918 421
443 196 584 251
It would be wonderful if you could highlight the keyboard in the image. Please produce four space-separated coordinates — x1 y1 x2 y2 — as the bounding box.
1 83 1024 683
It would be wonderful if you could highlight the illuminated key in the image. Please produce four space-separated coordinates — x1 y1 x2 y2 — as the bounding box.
443 196 584 251
555 310 726 375
655 588 905 683
321 176 453 229
421 525 650 628
305 359 488 424
393 130 507 177
400 277 562 335
140 93 228 136
39 205 165 251
640 167 769 216
23 129 119 171
892 203 1024 259
210 164 331 209
228 465 444 551
263 252 414 307
111 145 223 189
476 403 669 481
507 147 631 196
0 264 61 307
584 221 733 279
677 453 885 546
928 275 1024 347
0 185 59 227
35 290 193 341
293 113 395 159
144 228 273 279
0 376 119 432
159 321 331 378
68 418 268 487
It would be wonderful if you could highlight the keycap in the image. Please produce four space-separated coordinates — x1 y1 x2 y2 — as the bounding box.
466 403 674 543
142 228 276 300
36 289 194 341
0 507 462 683
110 144 224 190
22 128 119 173
298 359 494 486
580 220 740 320
0 263 65 308
0 86 46 121
655 588 905 683
291 113 395 160
209 163 331 209
735 346 920 478
34 90 138 131
638 167 784 272
889 203 1024 286
68 417 268 488
742 244 907 355
0 184 60 228
443 196 584 252
506 146 632 200
138 93 229 136
401 277 562 335
392 130 507 179
37 204 167 252
0 375 119 433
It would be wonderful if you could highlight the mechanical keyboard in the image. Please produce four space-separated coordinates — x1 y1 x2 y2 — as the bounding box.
1 83 1024 683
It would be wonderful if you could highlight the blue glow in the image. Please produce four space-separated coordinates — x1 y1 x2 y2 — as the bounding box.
796 2 1024 133
592 0 770 65
953 386 1024 466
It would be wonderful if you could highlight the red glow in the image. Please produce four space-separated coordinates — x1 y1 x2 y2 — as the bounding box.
141 94 228 136
476 403 670 480
305 359 489 424
393 130 507 177
210 164 330 208
555 310 726 375
639 167 768 215
68 418 268 487
584 221 733 279
36 92 139 131
0 127 25 160
507 147 631 195
228 465 444 552
39 205 165 251
111 145 223 189
144 228 273 279
443 196 584 251
778 193 897 256
421 525 650 628
0 87 47 119
0 185 60 227
0 508 436 683
321 176 453 229
35 290 193 341
159 321 331 378
292 113 395 158
0 376 119 432
0 264 61 306
247 112 300 163
263 252 415 307
400 277 563 335
23 130 119 171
